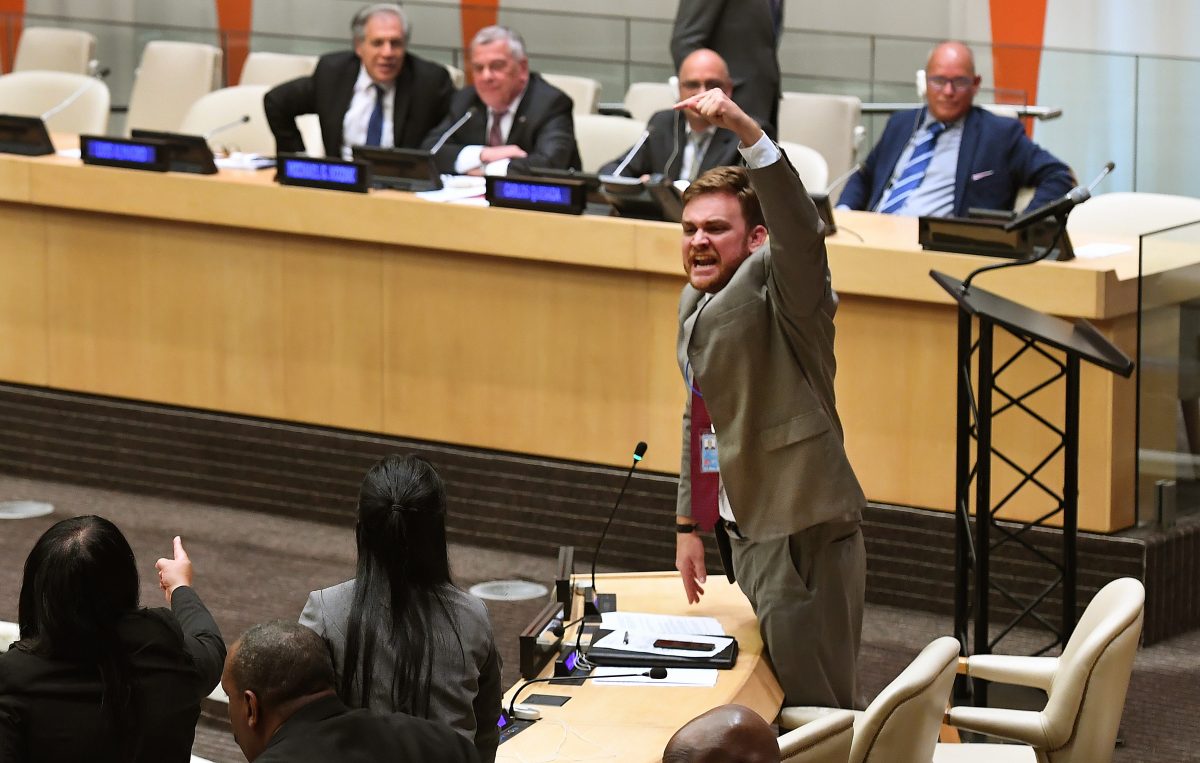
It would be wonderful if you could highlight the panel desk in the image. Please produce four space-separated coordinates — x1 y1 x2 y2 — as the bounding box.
497 572 781 762
1 147 1194 531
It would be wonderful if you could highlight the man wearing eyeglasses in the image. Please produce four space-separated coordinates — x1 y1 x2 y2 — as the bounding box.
837 41 1073 217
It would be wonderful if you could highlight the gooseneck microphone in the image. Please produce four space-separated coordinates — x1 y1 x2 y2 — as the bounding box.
586 441 648 615
203 115 251 140
508 666 668 716
428 107 477 155
1002 161 1115 233
610 127 653 178
824 162 862 197
41 78 98 122
961 161 1115 293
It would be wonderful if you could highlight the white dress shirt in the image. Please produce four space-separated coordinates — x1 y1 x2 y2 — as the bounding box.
341 66 395 159
454 89 528 176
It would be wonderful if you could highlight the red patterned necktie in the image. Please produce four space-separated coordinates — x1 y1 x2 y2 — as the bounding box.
689 387 720 530
487 109 507 147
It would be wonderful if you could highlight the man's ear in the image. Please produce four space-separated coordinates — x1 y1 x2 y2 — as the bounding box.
245 690 262 729
748 224 768 251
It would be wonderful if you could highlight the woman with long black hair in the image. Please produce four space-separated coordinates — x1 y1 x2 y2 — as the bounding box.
0 516 225 762
300 454 501 762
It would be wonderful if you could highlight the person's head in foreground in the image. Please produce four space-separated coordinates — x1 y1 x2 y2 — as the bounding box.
351 3 410 84
663 704 781 763
924 41 980 124
222 620 337 762
469 25 530 113
681 165 768 295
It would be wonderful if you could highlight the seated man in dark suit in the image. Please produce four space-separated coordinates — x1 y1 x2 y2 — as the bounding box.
663 705 780 763
222 620 479 763
420 25 580 176
263 3 453 159
838 40 1073 217
598 48 741 183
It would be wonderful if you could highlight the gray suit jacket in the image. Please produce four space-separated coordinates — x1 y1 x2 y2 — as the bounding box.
676 153 864 542
671 0 782 137
300 580 501 763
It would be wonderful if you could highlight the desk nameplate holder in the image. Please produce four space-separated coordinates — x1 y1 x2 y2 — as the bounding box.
80 135 171 172
131 129 218 175
486 174 587 216
352 145 442 192
919 214 1074 261
276 153 371 194
0 115 54 156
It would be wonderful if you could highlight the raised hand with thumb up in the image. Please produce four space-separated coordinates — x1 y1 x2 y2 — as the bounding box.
155 535 193 604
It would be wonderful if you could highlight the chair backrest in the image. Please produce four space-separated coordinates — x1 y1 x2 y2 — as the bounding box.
295 113 324 157
778 92 862 181
238 51 318 88
13 26 96 75
0 71 110 134
778 140 830 192
1066 192 1200 237
444 63 465 89
542 73 601 115
851 636 960 763
126 41 223 134
780 709 855 763
0 621 19 654
623 81 675 123
179 85 274 155
1040 578 1144 763
980 103 1021 120
574 113 646 173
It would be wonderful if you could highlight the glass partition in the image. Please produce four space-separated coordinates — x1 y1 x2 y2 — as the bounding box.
1138 220 1200 527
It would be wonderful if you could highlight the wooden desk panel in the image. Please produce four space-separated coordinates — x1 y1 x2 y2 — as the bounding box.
497 572 782 762
1 150 1192 530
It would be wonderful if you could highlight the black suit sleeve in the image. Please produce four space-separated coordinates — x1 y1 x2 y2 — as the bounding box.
507 91 580 174
263 75 316 155
670 0 722 69
169 586 226 697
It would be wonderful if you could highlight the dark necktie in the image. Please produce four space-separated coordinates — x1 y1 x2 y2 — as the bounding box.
487 109 507 147
879 121 946 214
689 387 720 530
365 84 384 147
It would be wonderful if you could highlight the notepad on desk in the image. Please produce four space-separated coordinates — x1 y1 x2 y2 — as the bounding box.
587 612 738 670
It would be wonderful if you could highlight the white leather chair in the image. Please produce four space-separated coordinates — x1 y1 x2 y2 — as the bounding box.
0 620 19 653
778 92 864 181
623 81 676 123
542 73 601 115
1066 192 1200 237
934 578 1145 763
573 114 646 173
0 71 110 134
778 140 830 193
238 51 317 88
780 709 855 763
179 85 274 155
444 63 465 89
13 27 97 75
781 636 960 763
126 41 223 134
296 113 324 157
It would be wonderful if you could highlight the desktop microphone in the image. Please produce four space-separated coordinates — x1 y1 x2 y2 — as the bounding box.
203 115 251 140
41 78 98 122
94 66 112 80
508 666 668 716
610 126 653 177
1003 161 1115 232
585 441 648 616
428 107 477 155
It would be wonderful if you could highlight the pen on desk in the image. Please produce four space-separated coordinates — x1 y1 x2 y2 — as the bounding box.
623 632 629 645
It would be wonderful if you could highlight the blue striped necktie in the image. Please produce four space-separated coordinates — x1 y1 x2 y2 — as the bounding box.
879 121 946 214
365 84 384 147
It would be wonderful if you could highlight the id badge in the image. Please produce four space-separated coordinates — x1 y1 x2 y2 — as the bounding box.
700 432 720 473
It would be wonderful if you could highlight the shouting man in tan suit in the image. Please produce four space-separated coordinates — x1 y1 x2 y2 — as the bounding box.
672 88 866 709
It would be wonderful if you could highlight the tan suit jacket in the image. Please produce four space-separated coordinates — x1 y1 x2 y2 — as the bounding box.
676 156 865 542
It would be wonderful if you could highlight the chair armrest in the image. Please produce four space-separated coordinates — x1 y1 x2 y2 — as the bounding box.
779 705 863 730
779 710 855 760
946 706 1049 748
966 655 1058 691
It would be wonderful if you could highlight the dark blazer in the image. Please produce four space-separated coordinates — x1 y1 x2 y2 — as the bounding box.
263 49 453 157
676 152 864 543
0 586 225 763
671 0 782 137
597 109 741 180
838 106 1075 217
256 694 480 763
420 72 580 175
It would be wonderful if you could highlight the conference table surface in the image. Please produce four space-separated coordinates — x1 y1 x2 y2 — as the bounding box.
2 144 1197 531
497 572 782 762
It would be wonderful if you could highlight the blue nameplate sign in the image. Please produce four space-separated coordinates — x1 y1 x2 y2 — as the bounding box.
80 135 170 172
486 175 586 215
276 154 370 193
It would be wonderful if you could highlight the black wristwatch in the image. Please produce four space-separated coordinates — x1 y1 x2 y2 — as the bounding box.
675 522 700 534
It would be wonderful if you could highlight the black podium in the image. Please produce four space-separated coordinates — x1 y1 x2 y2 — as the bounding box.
930 270 1134 705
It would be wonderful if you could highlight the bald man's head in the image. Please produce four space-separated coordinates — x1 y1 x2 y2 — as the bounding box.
663 704 780 763
924 41 980 123
677 48 734 131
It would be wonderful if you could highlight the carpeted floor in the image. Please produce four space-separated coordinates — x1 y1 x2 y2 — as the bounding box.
1 475 1196 762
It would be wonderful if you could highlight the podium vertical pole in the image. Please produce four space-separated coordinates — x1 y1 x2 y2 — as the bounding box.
974 319 995 708
1063 354 1081 642
953 307 973 698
